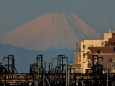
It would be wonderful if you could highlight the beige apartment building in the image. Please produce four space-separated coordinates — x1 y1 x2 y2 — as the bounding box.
74 30 113 73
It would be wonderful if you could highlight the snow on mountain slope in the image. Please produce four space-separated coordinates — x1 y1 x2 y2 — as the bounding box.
0 13 98 51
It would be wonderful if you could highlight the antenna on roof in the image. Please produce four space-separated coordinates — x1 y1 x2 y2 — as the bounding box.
109 16 113 33
75 43 78 52
111 16 112 31
96 34 99 40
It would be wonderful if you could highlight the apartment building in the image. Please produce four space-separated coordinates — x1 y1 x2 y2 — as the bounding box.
74 30 113 73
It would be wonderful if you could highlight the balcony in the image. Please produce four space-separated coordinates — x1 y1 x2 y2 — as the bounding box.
72 64 81 68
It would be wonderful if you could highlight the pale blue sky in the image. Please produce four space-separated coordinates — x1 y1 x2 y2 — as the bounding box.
0 0 115 36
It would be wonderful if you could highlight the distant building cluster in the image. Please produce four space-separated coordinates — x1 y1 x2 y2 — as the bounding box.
73 30 115 73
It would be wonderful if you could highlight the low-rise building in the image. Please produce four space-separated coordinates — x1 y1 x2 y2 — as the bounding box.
74 30 115 73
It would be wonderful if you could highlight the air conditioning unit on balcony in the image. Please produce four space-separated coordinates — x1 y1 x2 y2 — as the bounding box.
109 58 115 62
101 41 105 46
112 58 115 62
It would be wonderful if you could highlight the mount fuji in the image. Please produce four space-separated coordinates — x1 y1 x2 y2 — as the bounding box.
0 13 98 51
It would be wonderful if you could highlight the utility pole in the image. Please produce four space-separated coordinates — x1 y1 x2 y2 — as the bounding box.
107 63 108 86
66 58 68 86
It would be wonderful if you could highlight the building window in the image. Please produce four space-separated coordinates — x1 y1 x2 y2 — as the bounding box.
78 55 81 57
93 55 98 64
83 45 86 49
88 59 91 63
97 50 103 54
78 56 81 60
112 58 115 62
110 42 112 45
83 53 85 57
78 61 81 64
114 47 115 51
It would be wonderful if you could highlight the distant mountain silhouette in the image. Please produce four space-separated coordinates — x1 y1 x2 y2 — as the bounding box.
0 13 99 51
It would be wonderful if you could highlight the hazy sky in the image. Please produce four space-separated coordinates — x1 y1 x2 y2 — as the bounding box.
0 0 115 36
